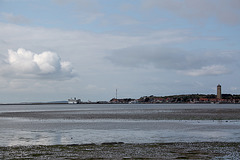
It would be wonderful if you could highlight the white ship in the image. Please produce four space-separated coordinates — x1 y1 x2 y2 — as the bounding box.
68 97 81 104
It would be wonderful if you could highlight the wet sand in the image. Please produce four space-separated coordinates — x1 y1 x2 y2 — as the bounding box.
1 142 240 159
1 108 240 120
1 105 240 159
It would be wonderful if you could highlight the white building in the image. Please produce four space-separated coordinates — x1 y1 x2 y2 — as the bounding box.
68 97 81 104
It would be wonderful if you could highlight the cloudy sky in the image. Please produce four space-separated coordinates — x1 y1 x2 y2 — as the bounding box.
0 0 240 103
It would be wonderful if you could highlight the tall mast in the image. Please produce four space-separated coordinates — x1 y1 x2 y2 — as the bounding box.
116 89 118 99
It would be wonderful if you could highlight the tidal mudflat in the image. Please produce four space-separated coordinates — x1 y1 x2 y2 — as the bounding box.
1 142 240 159
0 104 240 159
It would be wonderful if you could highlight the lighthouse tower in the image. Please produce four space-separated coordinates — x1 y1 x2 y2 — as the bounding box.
217 84 222 99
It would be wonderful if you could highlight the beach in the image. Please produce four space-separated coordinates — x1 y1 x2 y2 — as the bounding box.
0 104 240 159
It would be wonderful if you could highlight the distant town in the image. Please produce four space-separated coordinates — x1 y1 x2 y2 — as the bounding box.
68 84 240 104
108 93 240 104
2 84 239 105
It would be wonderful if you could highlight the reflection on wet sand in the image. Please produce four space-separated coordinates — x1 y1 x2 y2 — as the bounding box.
0 104 240 146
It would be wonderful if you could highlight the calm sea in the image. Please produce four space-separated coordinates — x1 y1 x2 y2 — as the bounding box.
0 104 240 146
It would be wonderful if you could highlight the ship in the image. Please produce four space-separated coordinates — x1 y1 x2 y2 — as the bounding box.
68 97 81 104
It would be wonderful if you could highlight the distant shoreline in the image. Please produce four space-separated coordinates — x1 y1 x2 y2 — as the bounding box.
1 102 240 105
0 102 68 105
1 93 240 105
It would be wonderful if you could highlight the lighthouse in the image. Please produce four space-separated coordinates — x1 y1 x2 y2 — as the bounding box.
217 84 222 99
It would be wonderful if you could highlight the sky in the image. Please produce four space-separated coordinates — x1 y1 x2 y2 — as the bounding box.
0 0 240 103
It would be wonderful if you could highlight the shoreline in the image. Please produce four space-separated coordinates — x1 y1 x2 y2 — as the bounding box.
1 102 240 105
1 142 240 159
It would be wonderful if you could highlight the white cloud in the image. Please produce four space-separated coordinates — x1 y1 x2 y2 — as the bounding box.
33 51 61 74
182 65 230 76
0 48 74 79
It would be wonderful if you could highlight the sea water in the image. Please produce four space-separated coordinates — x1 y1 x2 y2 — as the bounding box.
0 104 240 146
